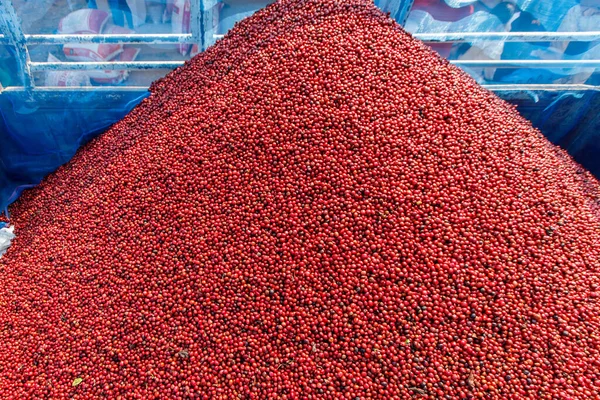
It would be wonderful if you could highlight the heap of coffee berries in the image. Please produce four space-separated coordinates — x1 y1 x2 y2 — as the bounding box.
1 0 599 398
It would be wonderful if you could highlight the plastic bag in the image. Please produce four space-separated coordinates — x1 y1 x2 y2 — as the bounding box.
406 10 505 60
63 43 123 62
89 47 141 84
45 54 92 87
0 225 15 258
58 9 110 34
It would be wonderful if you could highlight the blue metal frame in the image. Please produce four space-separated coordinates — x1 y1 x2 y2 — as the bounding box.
0 0 33 89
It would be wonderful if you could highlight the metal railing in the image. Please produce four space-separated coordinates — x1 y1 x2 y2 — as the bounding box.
1 33 195 44
0 0 599 94
0 1 33 89
0 0 208 93
24 58 600 72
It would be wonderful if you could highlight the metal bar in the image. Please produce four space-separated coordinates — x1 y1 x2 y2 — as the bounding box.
414 31 600 43
0 1 34 89
0 33 224 45
25 34 194 45
200 0 206 51
190 0 202 48
1 32 598 46
30 61 185 71
159 32 600 44
451 59 600 68
3 84 598 93
29 59 600 72
1 86 149 92
481 84 600 92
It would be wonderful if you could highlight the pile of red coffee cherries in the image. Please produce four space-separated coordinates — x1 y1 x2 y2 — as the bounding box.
1 0 599 398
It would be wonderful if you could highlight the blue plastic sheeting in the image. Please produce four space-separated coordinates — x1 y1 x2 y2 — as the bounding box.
0 91 148 214
512 91 600 178
404 0 599 85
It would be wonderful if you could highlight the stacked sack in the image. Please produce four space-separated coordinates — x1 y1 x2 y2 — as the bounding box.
167 0 222 56
46 9 141 86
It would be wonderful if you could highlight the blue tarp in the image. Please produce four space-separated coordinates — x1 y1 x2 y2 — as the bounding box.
0 91 148 214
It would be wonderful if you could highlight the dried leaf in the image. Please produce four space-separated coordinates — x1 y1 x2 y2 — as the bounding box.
408 386 427 396
468 372 476 388
72 378 83 387
177 349 190 359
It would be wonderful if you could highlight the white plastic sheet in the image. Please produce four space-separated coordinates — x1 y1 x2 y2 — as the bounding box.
0 225 15 258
